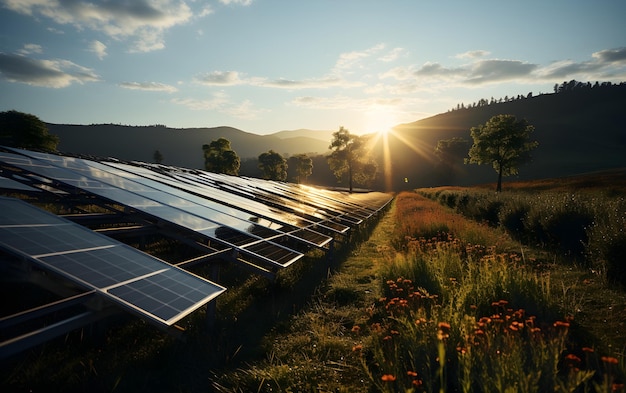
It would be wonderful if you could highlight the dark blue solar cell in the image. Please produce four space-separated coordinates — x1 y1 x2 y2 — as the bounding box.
0 196 225 326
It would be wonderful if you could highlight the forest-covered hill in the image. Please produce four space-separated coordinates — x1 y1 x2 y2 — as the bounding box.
371 82 626 190
47 81 626 190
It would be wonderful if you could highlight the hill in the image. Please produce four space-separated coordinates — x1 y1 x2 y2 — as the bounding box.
269 129 335 142
47 124 331 169
46 82 626 190
371 83 626 190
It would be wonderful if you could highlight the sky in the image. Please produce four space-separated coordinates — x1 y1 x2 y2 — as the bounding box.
1 1 625 136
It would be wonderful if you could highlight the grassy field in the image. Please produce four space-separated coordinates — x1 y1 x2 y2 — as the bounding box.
2 173 626 392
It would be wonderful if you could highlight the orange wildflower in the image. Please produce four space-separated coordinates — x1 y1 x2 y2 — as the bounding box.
381 374 396 382
602 356 619 365
352 344 363 352
407 371 418 377
553 321 570 329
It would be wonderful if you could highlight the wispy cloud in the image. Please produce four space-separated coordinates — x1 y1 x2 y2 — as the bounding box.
88 40 107 60
194 70 362 90
378 47 405 63
0 53 100 88
194 71 246 86
2 0 193 53
539 47 626 80
333 44 385 74
119 81 177 93
17 44 43 55
378 47 626 88
593 47 626 63
456 50 490 59
219 0 254 6
171 91 267 119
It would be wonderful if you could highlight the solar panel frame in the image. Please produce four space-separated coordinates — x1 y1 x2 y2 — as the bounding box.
0 196 226 327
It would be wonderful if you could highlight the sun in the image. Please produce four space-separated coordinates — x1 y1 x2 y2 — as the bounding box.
363 108 398 136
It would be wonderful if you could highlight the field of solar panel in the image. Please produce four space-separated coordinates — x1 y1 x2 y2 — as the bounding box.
0 146 392 391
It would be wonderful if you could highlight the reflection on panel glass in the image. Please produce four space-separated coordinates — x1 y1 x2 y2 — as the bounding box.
0 197 225 326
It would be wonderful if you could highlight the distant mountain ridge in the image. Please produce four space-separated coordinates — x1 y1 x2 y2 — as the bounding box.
46 82 626 190
269 129 335 142
47 124 331 169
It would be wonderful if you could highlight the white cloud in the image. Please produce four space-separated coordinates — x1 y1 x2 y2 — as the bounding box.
456 50 491 59
0 53 100 88
119 81 177 93
88 40 107 59
219 0 254 6
195 71 246 86
2 0 193 53
17 44 43 55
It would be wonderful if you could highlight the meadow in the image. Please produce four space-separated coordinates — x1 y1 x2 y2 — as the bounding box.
2 175 626 392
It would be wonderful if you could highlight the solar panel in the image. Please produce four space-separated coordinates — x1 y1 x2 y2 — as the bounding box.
100 161 337 245
0 149 304 269
0 175 40 192
0 196 226 327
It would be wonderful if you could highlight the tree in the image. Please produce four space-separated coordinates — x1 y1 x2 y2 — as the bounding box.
327 126 377 192
466 114 538 192
0 110 59 151
258 150 287 181
287 153 313 183
435 137 469 182
435 137 469 164
202 137 240 175
153 149 164 164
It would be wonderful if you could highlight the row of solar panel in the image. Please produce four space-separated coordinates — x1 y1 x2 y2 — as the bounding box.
0 146 392 329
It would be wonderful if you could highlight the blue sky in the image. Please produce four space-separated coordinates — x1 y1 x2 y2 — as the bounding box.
1 1 625 135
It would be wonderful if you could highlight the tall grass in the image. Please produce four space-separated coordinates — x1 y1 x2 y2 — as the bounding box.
419 188 626 285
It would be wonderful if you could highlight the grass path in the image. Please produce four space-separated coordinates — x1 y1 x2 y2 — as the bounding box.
211 199 398 392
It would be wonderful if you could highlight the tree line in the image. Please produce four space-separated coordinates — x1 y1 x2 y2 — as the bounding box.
448 79 625 113
198 127 378 192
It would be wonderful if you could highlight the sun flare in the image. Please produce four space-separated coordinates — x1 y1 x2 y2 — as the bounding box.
363 108 398 136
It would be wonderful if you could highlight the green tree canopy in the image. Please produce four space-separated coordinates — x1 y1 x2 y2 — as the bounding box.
258 150 287 181
327 126 377 192
0 110 59 151
435 137 469 164
202 137 240 175
466 114 538 192
287 153 313 184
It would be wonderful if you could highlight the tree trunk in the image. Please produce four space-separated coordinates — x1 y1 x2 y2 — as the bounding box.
348 162 353 193
496 163 503 192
